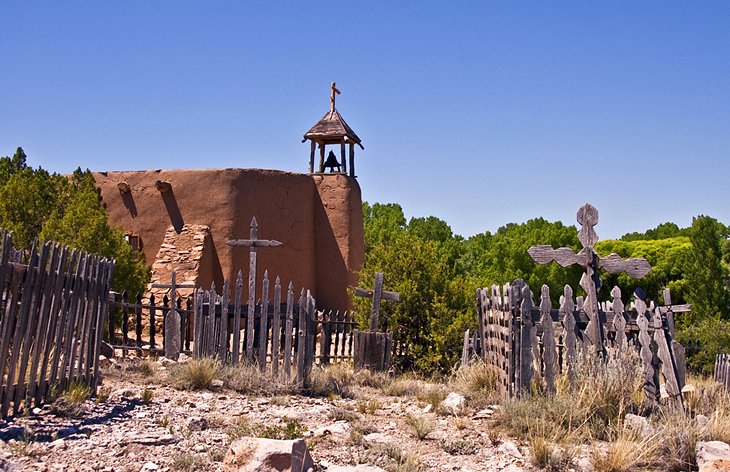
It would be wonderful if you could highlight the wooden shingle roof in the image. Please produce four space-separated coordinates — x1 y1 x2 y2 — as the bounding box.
303 110 364 149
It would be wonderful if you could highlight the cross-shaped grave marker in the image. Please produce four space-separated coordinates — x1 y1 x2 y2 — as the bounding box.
227 217 283 361
354 272 400 331
151 270 196 360
353 272 400 371
527 203 651 355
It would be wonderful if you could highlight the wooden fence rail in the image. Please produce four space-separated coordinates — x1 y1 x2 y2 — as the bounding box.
472 280 687 409
105 273 358 385
0 230 115 418
716 354 730 392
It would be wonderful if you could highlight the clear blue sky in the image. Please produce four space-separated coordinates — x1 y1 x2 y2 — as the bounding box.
2 2 729 240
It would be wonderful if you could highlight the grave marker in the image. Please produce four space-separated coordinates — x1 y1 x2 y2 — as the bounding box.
353 272 400 371
527 203 651 355
151 270 195 360
227 217 283 363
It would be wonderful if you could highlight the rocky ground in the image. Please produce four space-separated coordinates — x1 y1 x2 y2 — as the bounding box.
0 357 542 472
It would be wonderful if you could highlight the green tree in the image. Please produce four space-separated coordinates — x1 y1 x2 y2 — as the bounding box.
40 169 149 294
0 149 149 294
461 218 583 303
595 237 691 306
683 215 730 324
354 230 473 373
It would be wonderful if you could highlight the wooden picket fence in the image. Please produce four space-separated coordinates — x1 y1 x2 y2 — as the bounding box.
716 354 730 392
0 230 115 418
106 272 357 385
472 279 687 409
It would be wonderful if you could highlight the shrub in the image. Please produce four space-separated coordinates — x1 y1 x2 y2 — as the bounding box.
449 360 499 409
222 362 293 395
307 364 356 398
169 357 220 390
404 414 435 440
591 431 660 472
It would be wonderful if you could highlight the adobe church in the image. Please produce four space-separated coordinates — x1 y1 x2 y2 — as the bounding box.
93 83 365 311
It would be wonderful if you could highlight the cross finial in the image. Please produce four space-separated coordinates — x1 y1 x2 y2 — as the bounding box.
330 82 341 113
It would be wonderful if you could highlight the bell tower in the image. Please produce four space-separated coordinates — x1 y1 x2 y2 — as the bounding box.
302 82 364 177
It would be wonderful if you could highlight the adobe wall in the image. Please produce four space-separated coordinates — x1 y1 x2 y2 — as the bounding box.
92 168 364 310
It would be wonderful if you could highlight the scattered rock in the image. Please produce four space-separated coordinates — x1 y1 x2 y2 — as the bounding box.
312 421 351 438
223 437 315 472
697 441 730 472
440 392 466 415
327 465 387 472
624 414 654 438
496 441 522 459
187 416 208 431
697 414 710 429
157 357 177 367
363 433 390 444
211 379 225 389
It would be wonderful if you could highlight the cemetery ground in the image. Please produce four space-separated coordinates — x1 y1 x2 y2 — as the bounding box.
0 354 729 472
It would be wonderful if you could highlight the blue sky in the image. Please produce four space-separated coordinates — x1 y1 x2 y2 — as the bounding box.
1 2 729 239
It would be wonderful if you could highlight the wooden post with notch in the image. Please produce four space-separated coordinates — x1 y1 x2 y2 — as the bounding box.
353 272 399 372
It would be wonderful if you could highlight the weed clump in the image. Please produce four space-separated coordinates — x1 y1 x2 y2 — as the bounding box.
404 414 435 440
50 381 91 418
169 357 220 390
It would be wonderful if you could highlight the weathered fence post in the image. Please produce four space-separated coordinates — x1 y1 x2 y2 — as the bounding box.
353 272 399 372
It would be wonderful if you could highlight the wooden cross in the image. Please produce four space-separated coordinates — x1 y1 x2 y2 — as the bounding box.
330 81 341 113
355 272 400 331
151 270 196 360
151 270 196 298
226 217 284 360
527 203 651 354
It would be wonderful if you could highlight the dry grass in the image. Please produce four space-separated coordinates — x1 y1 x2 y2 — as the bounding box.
591 430 661 472
221 362 294 395
449 360 500 409
172 453 205 471
357 398 381 414
169 357 220 390
328 407 360 422
382 376 429 398
385 443 424 472
404 414 435 440
307 363 357 398
497 349 644 443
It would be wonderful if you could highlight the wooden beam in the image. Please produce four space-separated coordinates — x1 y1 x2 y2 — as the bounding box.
318 144 325 174
349 143 355 177
340 140 347 175
155 180 171 193
309 141 316 174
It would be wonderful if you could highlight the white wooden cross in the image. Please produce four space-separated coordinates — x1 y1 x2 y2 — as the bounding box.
355 272 400 331
226 217 284 361
527 203 651 354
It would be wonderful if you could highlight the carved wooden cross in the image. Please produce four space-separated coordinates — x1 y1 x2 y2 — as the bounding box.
527 203 651 354
330 81 341 112
151 270 196 360
355 272 400 331
226 217 284 361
